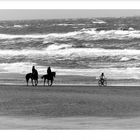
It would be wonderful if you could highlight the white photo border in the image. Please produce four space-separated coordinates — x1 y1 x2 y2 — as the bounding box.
0 1 140 140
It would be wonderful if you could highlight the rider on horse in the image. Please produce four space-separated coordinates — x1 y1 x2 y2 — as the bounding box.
32 66 36 75
47 66 52 77
32 66 38 78
32 66 38 75
32 66 38 86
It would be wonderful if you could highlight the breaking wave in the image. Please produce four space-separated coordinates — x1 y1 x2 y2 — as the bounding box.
1 18 140 81
0 44 140 60
1 28 140 41
13 24 29 28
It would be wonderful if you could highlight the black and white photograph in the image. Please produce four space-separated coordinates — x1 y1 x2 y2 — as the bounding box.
0 9 140 130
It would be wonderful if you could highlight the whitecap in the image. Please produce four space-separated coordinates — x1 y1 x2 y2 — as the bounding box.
120 57 131 61
13 25 22 28
92 20 106 24
1 47 140 59
0 28 140 42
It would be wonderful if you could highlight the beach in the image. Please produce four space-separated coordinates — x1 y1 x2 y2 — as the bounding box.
1 13 140 131
0 85 140 129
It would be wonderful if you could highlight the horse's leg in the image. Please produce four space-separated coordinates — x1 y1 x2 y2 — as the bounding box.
35 79 37 86
49 80 52 86
36 79 38 86
47 80 49 86
35 78 38 86
32 79 34 86
50 80 53 86
26 76 29 86
35 80 36 86
49 80 51 86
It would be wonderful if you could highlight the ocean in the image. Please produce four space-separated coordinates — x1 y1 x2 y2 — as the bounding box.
0 17 140 83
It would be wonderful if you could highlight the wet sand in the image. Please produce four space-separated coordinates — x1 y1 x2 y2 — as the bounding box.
0 85 140 129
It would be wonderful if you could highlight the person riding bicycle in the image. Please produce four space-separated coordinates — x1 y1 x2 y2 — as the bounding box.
100 73 105 85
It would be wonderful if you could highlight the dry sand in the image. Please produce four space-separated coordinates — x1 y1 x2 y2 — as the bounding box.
0 85 140 129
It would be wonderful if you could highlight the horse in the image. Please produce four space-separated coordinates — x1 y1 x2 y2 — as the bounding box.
41 72 56 86
25 70 38 86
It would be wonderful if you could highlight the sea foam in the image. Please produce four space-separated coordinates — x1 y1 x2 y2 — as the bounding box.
1 29 140 41
0 46 140 59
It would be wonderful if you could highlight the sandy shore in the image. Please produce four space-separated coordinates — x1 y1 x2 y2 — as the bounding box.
0 85 140 129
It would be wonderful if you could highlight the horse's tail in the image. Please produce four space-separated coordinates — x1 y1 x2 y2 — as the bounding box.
25 73 31 86
25 74 28 81
41 75 44 79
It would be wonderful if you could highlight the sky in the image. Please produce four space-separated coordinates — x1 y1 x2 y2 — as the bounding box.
0 10 140 20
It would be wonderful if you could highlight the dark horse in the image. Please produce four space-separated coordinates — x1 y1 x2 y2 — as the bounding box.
25 70 38 86
41 72 56 86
